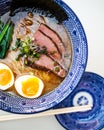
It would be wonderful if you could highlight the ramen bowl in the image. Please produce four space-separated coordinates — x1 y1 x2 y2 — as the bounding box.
0 0 88 114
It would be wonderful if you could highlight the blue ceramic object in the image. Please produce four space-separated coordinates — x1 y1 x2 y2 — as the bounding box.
0 0 88 114
55 72 104 130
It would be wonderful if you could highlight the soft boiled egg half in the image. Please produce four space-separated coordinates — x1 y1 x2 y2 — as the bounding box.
15 75 44 98
0 63 14 90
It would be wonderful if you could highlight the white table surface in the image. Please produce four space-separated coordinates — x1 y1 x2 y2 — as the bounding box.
0 0 104 129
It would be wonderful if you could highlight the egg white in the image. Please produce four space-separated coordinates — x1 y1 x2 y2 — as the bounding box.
0 63 14 90
14 75 44 98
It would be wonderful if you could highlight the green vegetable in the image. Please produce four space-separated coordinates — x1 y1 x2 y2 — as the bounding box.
15 38 21 48
15 55 20 61
12 37 48 62
23 46 30 53
25 36 32 44
0 39 7 58
21 41 27 47
11 46 17 51
24 59 28 65
0 18 4 31
5 23 14 50
55 66 60 72
0 19 14 59
35 53 41 59
0 19 11 43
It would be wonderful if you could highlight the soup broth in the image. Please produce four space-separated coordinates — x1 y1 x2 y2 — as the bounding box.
0 8 72 97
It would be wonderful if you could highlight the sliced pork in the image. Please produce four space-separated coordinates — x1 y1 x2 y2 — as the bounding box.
29 55 66 78
38 23 65 55
34 30 62 64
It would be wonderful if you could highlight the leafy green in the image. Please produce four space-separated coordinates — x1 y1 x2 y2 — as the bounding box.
12 37 48 62
5 23 14 50
0 19 11 43
0 18 4 31
0 19 14 59
0 39 7 58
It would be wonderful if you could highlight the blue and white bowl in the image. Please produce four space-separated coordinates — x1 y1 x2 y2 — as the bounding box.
0 0 88 114
55 72 104 130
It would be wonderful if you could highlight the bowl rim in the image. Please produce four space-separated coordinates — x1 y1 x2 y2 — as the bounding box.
0 0 88 114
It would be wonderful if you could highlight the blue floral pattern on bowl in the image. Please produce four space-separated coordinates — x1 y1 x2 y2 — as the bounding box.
0 0 88 114
55 72 104 130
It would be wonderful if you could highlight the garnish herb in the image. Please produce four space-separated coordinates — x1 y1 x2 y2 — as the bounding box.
24 59 28 65
55 66 60 72
12 37 48 62
0 18 14 59
0 19 11 43
15 38 21 48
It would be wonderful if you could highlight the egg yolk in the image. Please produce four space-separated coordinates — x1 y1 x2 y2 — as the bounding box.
22 78 40 96
0 69 12 86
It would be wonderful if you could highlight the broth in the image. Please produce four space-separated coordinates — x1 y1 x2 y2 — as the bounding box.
0 8 72 97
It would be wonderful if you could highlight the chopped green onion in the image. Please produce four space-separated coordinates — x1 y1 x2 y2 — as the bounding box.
24 54 28 58
15 38 21 48
13 37 48 62
15 55 20 61
35 53 41 58
21 41 27 47
25 36 32 44
55 66 60 72
24 59 28 65
23 46 29 53
11 46 17 51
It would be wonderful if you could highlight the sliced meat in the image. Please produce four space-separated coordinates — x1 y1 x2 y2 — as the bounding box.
38 23 65 54
34 30 62 63
29 55 66 78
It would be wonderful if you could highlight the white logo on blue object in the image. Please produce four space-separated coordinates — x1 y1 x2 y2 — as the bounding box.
73 91 93 106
